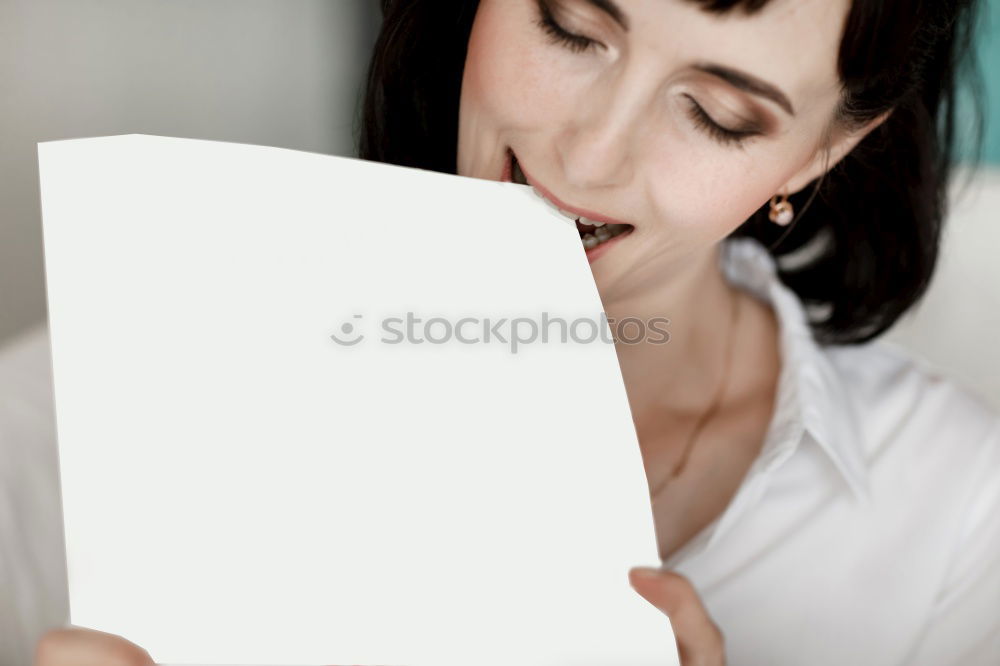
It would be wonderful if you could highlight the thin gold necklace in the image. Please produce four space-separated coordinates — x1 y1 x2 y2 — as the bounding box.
650 286 743 501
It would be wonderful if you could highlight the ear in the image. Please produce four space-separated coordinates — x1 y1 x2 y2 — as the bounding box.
779 109 893 195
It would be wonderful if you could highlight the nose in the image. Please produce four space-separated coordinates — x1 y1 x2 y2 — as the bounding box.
555 73 646 190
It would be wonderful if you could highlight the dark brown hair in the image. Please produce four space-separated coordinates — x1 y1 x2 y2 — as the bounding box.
357 0 985 344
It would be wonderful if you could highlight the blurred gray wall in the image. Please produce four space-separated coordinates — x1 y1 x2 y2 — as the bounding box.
0 0 380 345
884 167 1000 411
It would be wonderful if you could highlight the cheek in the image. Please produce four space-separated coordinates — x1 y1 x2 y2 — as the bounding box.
461 0 570 135
644 147 773 241
643 131 817 243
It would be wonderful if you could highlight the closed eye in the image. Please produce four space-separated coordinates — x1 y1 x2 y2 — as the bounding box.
534 0 603 54
683 95 762 147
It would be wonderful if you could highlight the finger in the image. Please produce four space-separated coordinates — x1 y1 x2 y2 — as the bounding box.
629 568 725 666
34 626 156 666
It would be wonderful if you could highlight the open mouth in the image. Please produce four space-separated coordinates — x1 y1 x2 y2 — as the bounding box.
506 149 635 254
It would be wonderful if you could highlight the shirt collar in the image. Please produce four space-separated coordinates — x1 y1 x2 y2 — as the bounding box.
719 236 871 505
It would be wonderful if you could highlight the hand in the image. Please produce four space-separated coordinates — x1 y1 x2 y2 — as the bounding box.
33 626 367 666
34 626 155 666
629 567 726 666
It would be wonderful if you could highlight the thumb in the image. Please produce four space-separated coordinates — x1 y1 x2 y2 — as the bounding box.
34 626 156 666
628 567 725 666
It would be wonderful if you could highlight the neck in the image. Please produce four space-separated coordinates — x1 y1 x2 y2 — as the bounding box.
601 243 741 420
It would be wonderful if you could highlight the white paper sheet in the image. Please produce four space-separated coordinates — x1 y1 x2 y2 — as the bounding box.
37 134 676 665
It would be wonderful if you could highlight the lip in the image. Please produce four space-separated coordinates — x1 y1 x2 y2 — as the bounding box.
506 148 635 264
582 225 632 264
509 150 633 227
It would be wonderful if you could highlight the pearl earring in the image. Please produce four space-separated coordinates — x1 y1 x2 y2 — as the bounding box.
768 191 794 226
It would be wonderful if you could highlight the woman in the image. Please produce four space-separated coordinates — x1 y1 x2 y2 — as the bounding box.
35 0 998 664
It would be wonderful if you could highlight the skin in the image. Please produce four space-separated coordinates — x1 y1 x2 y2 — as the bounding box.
458 0 890 662
34 1 891 663
34 628 155 666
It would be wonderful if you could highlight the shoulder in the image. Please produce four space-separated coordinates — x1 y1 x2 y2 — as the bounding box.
815 338 999 510
832 344 1000 661
822 338 999 449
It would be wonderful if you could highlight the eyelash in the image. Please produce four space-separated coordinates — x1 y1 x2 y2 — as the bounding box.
533 0 762 148
683 95 760 147
534 0 600 53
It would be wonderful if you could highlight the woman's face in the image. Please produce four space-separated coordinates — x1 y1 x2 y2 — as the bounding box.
457 0 865 303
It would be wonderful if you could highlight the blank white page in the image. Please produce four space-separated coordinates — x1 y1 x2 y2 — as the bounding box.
37 134 674 665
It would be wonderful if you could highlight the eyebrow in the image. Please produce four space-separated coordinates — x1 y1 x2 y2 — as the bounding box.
693 63 796 116
580 0 796 117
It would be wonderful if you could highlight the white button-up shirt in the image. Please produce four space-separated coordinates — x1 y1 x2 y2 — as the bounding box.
1 238 997 665
668 236 1000 665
